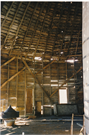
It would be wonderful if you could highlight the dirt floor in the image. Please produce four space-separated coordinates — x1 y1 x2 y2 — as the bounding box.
0 116 83 135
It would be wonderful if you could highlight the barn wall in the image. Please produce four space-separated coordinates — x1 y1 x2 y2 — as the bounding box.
1 54 83 116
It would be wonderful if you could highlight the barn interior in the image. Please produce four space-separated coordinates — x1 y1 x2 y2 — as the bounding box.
1 1 84 135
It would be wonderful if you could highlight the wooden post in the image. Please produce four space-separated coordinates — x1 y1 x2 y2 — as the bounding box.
7 63 9 107
71 113 74 135
33 59 36 115
16 58 18 109
24 67 26 116
42 55 44 115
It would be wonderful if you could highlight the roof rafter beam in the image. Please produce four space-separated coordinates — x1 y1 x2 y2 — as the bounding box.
67 3 79 55
44 3 58 54
51 2 66 56
20 2 39 51
50 66 83 98
1 67 26 89
21 57 53 104
33 3 50 59
1 2 14 27
9 2 31 56
26 3 45 58
1 2 22 49
1 56 16 68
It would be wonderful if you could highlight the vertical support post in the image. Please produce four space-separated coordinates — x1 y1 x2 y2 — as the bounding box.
41 55 44 115
33 59 35 115
33 59 36 115
66 61 68 103
16 57 18 109
7 63 9 107
25 67 26 116
71 113 74 135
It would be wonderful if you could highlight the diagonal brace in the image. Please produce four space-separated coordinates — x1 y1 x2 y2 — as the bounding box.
21 57 53 104
1 67 26 89
50 67 83 98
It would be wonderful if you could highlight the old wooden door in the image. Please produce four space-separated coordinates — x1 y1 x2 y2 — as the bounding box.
26 89 32 113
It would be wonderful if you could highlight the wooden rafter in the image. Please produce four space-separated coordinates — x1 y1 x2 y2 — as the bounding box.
9 2 30 56
1 56 16 68
1 2 22 50
59 3 71 53
21 57 53 104
1 67 26 89
44 3 58 54
1 2 14 27
51 2 66 56
50 66 83 98
67 3 79 55
26 3 45 57
20 3 39 51
33 3 50 59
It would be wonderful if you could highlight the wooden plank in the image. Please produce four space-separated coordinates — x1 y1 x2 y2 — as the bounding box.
21 57 53 104
1 67 26 89
1 2 22 49
1 56 16 68
50 66 83 98
9 2 30 55
1 2 14 27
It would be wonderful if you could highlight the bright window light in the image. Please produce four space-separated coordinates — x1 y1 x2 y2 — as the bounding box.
34 57 42 60
65 59 78 63
51 80 58 82
59 89 67 104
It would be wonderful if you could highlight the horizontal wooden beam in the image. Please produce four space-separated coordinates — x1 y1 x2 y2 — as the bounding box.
21 57 53 104
1 67 26 89
1 57 16 68
50 66 83 98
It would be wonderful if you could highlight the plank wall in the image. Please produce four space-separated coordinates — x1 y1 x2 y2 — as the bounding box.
1 54 83 116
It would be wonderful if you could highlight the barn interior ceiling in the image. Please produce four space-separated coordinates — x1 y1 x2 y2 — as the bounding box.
1 2 83 116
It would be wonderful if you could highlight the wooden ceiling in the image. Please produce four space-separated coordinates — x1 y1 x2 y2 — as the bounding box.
1 2 82 61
